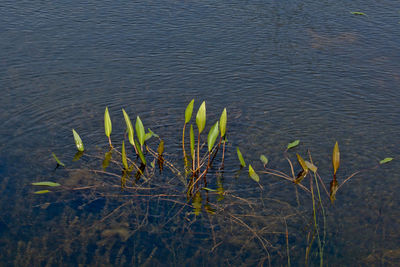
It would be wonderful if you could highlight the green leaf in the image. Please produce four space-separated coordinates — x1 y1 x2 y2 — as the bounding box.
260 155 268 167
32 181 61 187
248 165 260 182
207 122 219 152
147 128 159 138
332 141 340 175
135 116 145 147
121 141 128 170
196 101 206 134
305 161 318 173
202 187 217 192
190 125 195 159
52 152 65 167
72 129 84 152
122 109 135 147
185 99 195 124
351 11 366 16
34 190 51 194
104 107 112 138
380 157 393 164
136 139 146 165
296 153 308 171
287 140 300 150
219 108 227 138
237 147 246 167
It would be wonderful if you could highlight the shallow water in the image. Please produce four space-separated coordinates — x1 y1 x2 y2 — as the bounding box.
1 0 400 266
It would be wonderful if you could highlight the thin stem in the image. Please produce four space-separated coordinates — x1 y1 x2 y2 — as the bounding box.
182 123 188 167
197 132 201 175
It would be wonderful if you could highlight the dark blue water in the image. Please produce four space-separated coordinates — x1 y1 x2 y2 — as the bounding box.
1 1 400 265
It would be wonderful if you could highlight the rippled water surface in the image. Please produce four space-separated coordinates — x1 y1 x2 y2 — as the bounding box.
1 1 400 266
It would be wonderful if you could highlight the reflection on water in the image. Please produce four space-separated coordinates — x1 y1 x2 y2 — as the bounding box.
1 0 400 265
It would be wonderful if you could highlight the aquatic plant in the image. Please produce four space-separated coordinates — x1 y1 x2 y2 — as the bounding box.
32 100 394 266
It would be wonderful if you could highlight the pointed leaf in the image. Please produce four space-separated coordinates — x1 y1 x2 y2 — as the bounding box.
136 139 146 165
121 141 128 170
237 147 246 167
72 129 84 152
157 140 164 155
305 161 318 173
260 155 268 167
34 190 51 194
248 165 260 182
287 140 300 150
332 141 340 175
144 132 152 142
135 116 145 147
122 109 135 147
202 187 217 192
190 125 195 159
296 153 308 171
196 101 206 134
52 153 65 167
104 107 112 138
147 128 158 138
219 108 227 138
207 122 219 152
379 157 393 164
185 99 195 124
32 182 61 187
351 11 366 16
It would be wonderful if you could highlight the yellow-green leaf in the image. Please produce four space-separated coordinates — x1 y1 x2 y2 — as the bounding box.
122 141 128 170
52 152 65 167
104 107 112 138
287 140 300 150
296 153 308 171
332 141 340 175
207 122 219 152
136 116 145 147
136 140 146 165
34 190 51 194
237 147 246 167
219 108 227 138
72 129 84 152
122 109 135 147
185 99 195 124
305 161 318 173
196 101 206 134
351 11 366 16
32 182 61 187
248 165 260 182
260 155 268 167
379 157 393 164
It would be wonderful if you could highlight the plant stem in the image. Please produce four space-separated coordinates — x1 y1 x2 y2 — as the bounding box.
182 123 188 167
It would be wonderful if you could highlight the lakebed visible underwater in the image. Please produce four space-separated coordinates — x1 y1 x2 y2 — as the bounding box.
1 0 400 266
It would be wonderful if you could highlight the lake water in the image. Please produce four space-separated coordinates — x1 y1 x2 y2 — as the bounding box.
1 0 400 266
